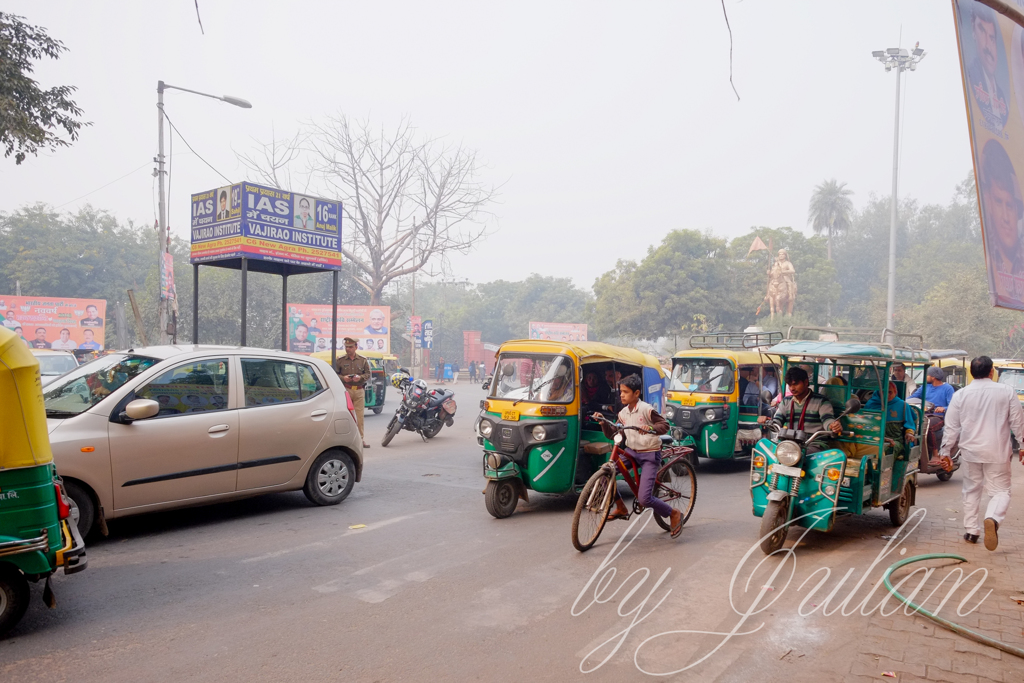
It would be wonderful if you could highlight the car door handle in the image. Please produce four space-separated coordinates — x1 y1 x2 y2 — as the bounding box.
310 410 328 418
208 424 230 433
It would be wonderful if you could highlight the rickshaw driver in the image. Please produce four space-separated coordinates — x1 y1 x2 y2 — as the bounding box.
594 374 683 537
758 366 841 451
540 365 573 402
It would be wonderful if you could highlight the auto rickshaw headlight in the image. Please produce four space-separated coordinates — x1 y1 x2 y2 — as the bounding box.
479 420 493 438
664 406 675 420
531 425 547 441
776 440 802 467
704 409 716 421
486 453 503 469
824 485 836 496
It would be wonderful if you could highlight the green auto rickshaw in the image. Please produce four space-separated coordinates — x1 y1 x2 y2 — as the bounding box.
314 350 397 414
477 340 678 518
664 332 782 466
0 326 87 637
751 328 931 554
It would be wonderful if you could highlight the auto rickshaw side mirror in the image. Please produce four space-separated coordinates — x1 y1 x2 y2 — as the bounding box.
760 389 773 403
844 397 862 414
122 398 160 423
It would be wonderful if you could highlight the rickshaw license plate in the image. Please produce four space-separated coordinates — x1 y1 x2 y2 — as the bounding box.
772 464 802 477
502 410 520 421
678 397 696 406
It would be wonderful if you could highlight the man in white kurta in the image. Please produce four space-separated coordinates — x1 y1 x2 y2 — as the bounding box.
940 356 1024 550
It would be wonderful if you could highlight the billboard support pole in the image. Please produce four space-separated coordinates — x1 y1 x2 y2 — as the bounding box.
240 257 248 346
192 264 199 345
281 267 289 351
331 270 339 370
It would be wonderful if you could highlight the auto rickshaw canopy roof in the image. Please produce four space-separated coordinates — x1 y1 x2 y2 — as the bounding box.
312 349 396 363
766 340 931 363
0 326 54 469
671 348 780 366
496 340 665 376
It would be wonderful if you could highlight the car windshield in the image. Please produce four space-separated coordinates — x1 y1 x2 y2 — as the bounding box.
490 353 575 403
44 354 160 418
998 369 1024 394
670 358 734 394
35 354 78 376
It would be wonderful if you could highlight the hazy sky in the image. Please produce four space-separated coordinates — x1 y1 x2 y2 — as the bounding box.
4 1 974 289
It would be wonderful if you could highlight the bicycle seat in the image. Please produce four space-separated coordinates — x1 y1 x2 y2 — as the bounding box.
659 434 674 446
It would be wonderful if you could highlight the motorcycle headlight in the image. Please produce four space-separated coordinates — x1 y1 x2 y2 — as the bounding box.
531 425 547 441
776 440 802 467
479 420 493 438
704 409 716 421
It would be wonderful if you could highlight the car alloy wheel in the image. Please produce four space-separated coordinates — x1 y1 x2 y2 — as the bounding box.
317 457 350 498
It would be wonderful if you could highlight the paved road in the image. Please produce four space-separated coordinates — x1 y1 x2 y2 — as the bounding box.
2 384 1022 682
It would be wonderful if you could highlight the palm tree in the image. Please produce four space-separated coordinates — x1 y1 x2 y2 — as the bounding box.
808 179 854 260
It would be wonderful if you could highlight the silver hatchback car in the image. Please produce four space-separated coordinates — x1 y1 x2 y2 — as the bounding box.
42 345 363 537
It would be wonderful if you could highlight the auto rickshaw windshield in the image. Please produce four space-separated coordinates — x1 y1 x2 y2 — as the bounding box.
44 353 159 417
670 358 734 394
490 353 575 403
998 368 1024 394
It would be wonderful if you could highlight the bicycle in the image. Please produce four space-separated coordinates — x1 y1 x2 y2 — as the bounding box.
571 416 698 552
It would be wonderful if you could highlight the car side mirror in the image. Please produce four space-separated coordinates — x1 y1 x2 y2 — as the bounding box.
121 398 159 423
844 397 862 414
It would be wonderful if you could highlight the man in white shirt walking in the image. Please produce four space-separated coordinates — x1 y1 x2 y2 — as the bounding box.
940 356 1024 550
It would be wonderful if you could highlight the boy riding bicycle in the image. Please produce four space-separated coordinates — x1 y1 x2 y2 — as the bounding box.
593 373 683 537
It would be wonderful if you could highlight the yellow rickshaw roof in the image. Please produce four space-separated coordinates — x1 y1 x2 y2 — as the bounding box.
0 326 54 469
496 339 664 375
311 350 390 362
671 348 778 366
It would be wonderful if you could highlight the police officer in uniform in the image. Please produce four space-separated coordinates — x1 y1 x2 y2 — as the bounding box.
336 337 371 448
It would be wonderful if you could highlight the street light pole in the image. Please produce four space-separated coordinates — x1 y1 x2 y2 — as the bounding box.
872 46 925 342
155 80 251 345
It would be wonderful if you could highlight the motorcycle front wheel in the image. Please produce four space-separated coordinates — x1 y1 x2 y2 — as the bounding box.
381 414 402 447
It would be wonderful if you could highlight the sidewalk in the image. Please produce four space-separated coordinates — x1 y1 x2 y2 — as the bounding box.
845 474 1024 682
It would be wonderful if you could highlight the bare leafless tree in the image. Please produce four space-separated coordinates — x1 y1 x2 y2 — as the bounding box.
238 114 496 304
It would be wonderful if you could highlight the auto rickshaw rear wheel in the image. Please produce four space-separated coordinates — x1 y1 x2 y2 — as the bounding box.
0 565 30 639
485 480 518 519
759 499 789 555
889 479 914 527
372 406 383 415
936 471 952 482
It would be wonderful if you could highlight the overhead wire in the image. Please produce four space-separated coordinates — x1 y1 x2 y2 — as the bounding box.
162 108 233 184
55 161 152 209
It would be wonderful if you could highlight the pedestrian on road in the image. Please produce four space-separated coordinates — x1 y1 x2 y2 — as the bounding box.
469 360 477 383
940 355 1024 550
336 337 372 449
452 359 460 384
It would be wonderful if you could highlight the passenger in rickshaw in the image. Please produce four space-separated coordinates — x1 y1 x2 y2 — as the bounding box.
864 380 917 459
821 376 848 411
758 366 842 452
581 369 607 404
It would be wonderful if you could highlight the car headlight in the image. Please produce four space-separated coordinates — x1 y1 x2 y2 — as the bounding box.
704 409 716 421
531 425 547 441
776 440 802 467
479 420 493 438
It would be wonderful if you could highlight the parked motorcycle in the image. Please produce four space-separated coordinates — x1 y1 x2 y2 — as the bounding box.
381 373 457 446
909 398 961 481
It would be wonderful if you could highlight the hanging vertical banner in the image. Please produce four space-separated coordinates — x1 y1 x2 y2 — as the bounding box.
954 0 1024 309
422 319 433 349
160 252 177 302
190 182 343 270
410 316 422 348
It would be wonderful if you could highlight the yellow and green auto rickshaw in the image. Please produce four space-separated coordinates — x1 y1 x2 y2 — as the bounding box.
476 340 672 518
0 327 86 637
664 332 782 466
313 350 398 415
751 329 931 554
991 359 1024 405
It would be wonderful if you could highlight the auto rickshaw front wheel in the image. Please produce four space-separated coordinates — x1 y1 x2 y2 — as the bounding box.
0 565 30 639
372 406 383 415
485 480 518 519
759 499 789 555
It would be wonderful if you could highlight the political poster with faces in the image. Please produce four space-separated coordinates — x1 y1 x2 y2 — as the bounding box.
0 296 107 351
285 304 391 354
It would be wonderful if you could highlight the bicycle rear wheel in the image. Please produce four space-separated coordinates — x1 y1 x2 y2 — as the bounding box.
572 468 615 552
653 458 697 532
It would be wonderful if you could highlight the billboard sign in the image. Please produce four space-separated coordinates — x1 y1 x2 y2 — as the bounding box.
285 304 390 354
528 321 588 342
954 1 1024 309
0 296 107 351
409 316 422 348
422 319 433 350
190 182 342 270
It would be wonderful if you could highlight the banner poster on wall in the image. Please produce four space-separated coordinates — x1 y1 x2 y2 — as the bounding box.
409 316 422 348
0 296 107 351
954 0 1024 309
528 321 588 342
285 304 391 354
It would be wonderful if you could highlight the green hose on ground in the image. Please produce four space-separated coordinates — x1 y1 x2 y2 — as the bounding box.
882 553 1024 660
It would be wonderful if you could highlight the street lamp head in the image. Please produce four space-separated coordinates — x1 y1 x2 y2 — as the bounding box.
886 47 901 56
912 47 924 56
872 50 885 59
221 95 253 109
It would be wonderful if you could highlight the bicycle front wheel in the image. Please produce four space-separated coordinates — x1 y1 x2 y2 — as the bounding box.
572 468 615 552
653 458 697 532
